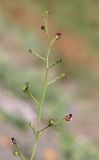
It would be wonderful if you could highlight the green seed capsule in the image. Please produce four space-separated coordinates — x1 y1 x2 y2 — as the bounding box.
13 151 19 156
61 73 65 78
22 82 29 93
48 119 55 126
38 131 42 136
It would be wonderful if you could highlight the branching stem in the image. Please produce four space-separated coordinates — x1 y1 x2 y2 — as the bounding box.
28 91 40 106
12 11 65 160
30 134 39 160
15 143 27 160
29 49 46 61
30 37 56 160
39 118 65 133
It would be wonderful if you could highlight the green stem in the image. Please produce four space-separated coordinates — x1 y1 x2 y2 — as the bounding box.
29 50 46 61
37 37 56 130
47 37 56 58
39 125 50 132
30 135 39 160
47 76 61 86
28 91 40 106
30 47 48 160
15 144 27 160
30 37 56 160
45 18 50 41
29 123 36 136
37 67 48 130
48 58 62 69
53 119 65 126
47 73 65 86
39 118 65 133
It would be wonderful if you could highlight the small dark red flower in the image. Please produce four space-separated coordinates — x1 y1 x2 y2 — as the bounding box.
55 32 61 40
65 114 72 121
11 137 16 144
41 25 45 31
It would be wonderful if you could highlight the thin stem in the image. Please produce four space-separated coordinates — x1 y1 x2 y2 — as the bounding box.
38 118 65 133
48 58 62 69
31 127 36 136
47 37 56 58
48 61 57 69
47 73 65 86
30 135 39 160
30 40 48 160
30 67 48 160
47 77 61 86
45 18 50 41
37 37 56 130
42 11 50 41
30 27 56 160
53 119 65 126
39 125 50 132
29 123 36 136
15 144 27 160
28 91 40 106
37 67 48 130
29 49 46 61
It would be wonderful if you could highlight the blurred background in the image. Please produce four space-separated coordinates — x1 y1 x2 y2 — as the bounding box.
0 0 99 160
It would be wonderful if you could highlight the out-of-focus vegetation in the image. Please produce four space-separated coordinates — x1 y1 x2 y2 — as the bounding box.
35 0 99 51
0 108 27 130
60 132 99 160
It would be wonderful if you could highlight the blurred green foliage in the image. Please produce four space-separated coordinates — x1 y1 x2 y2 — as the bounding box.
60 131 99 160
0 108 27 130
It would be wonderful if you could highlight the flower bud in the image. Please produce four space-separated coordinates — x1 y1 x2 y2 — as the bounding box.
48 119 55 126
56 58 62 63
41 25 45 31
45 10 49 16
13 151 19 156
65 114 72 122
42 10 49 18
55 32 61 40
38 131 42 136
11 137 16 145
61 73 65 78
22 82 29 93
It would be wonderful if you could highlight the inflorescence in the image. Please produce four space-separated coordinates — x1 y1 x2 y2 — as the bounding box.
11 10 72 160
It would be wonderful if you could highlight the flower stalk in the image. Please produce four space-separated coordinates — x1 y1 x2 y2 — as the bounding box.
29 49 46 61
11 138 26 160
11 11 72 160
